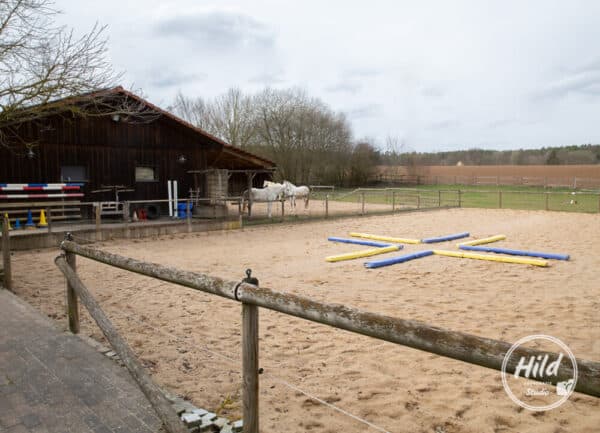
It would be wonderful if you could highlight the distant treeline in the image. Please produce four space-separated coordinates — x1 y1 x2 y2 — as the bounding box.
381 145 600 166
172 87 599 187
172 88 379 186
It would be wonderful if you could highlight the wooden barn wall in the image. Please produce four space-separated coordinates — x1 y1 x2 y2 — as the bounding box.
0 115 227 203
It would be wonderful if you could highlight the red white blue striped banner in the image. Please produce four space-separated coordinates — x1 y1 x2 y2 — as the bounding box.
0 183 83 191
0 193 84 199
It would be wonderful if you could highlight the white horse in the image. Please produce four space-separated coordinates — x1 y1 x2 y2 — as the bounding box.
282 180 310 211
263 180 283 188
241 183 284 218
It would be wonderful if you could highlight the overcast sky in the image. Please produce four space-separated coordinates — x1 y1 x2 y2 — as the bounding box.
55 0 600 152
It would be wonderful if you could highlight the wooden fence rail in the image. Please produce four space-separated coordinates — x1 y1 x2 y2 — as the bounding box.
58 239 600 433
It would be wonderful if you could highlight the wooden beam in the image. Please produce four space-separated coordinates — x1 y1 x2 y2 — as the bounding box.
2 216 12 291
65 236 79 334
54 256 188 433
59 240 600 398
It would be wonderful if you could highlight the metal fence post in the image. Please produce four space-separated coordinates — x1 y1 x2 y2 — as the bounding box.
325 194 329 218
281 199 285 222
545 193 549 211
2 215 12 291
498 191 502 209
417 194 421 209
438 190 441 207
242 302 259 433
458 190 462 207
361 192 365 215
392 191 396 211
65 233 80 334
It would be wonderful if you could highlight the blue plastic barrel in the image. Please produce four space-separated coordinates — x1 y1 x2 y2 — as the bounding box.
177 203 191 218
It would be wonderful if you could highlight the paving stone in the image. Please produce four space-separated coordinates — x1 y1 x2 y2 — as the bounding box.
213 418 228 428
181 412 202 427
202 412 217 422
191 408 208 417
0 290 162 433
21 413 42 428
220 425 233 433
173 402 190 415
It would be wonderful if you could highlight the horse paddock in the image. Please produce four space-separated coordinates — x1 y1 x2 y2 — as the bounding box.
11 208 600 433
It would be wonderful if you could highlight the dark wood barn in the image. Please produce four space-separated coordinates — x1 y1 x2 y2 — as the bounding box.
0 87 275 219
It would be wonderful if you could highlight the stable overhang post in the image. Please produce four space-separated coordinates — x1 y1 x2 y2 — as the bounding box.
246 172 256 217
173 180 179 219
167 180 173 218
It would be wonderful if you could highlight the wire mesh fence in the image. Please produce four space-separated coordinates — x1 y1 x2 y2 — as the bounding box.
2 188 598 242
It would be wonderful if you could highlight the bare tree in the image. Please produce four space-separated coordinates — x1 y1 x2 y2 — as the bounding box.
173 86 355 185
0 0 120 148
172 92 211 131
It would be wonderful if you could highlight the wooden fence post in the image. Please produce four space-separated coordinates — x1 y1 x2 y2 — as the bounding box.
95 203 101 239
281 199 285 222
46 207 52 234
325 194 329 218
417 194 421 209
242 302 259 433
65 233 80 334
186 200 192 233
2 215 12 291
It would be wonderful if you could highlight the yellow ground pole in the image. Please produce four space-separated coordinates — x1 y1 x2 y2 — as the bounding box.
432 249 548 267
458 234 506 247
326 245 400 262
349 232 421 245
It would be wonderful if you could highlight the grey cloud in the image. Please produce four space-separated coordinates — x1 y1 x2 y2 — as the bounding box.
248 71 285 85
533 62 600 100
325 81 362 94
155 11 275 51
346 104 382 119
149 71 207 88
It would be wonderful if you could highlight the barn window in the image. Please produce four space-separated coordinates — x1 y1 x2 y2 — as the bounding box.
135 166 157 182
60 166 87 182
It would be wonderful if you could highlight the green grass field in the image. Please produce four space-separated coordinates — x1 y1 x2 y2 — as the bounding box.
313 185 600 213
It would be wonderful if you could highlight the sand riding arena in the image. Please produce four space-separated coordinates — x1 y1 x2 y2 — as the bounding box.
12 208 600 433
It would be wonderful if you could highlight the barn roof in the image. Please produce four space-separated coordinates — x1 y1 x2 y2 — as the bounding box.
6 86 276 170
105 87 276 169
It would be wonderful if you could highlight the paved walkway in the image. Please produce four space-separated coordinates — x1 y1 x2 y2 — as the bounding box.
0 290 163 433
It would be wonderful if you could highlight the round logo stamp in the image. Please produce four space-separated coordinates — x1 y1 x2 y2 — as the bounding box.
501 334 578 411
